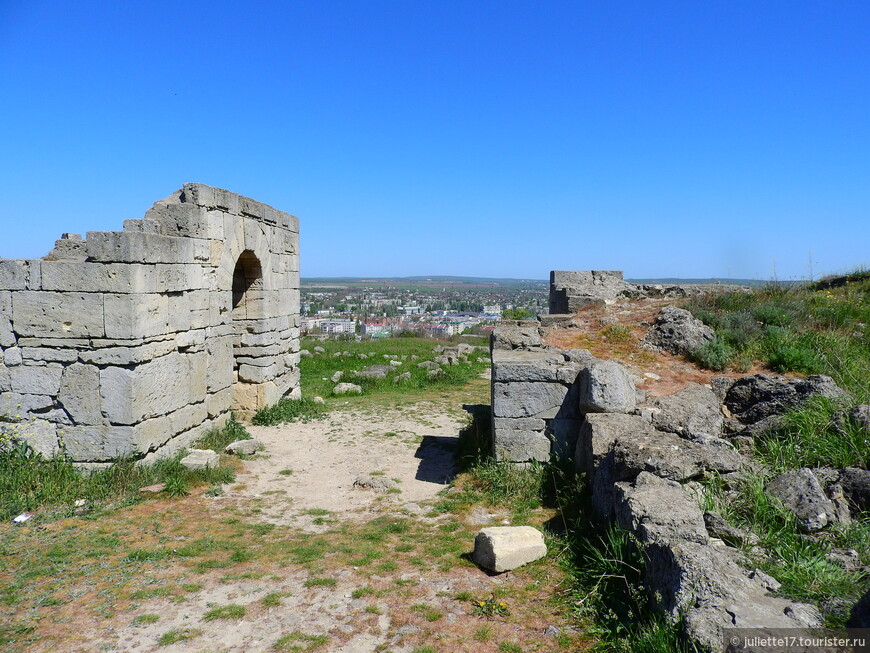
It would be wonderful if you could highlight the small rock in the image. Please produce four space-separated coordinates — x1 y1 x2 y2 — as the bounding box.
331 371 343 383
139 483 166 494
313 346 325 353
225 439 263 456
766 468 838 532
393 372 411 383
299 349 312 357
825 547 860 570
312 396 325 404
180 449 220 471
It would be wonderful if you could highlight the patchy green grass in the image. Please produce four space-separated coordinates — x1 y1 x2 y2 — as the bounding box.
203 603 246 621
0 419 247 521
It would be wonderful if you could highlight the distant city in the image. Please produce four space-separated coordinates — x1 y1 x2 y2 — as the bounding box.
300 276 549 338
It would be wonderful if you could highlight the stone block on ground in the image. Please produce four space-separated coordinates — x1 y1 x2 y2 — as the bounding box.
646 382 723 438
224 439 263 455
180 448 220 471
472 526 547 572
642 305 715 356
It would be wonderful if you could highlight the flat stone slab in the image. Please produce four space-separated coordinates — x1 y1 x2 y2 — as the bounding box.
472 526 547 572
180 448 220 471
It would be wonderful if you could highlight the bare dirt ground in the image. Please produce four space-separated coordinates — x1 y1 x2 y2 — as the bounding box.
14 395 580 653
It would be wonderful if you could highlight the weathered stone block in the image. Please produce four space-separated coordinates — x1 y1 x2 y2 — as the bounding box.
61 424 134 461
104 293 170 339
578 359 636 414
10 363 63 395
493 428 551 462
575 413 656 476
12 292 104 338
473 526 547 572
40 261 153 293
492 381 570 419
180 448 220 471
100 353 191 424
491 349 583 383
59 363 103 426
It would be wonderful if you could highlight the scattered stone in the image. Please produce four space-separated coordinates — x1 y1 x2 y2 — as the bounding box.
225 439 263 455
417 360 439 370
491 325 545 351
180 449 219 471
847 404 870 431
299 349 312 357
472 526 547 572
331 370 343 383
352 475 398 492
766 468 839 532
393 372 411 383
427 369 445 379
139 483 166 494
642 305 715 356
333 382 363 396
312 396 325 404
314 346 325 353
389 360 403 367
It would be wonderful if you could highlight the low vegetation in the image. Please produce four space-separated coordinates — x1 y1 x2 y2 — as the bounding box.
0 418 248 522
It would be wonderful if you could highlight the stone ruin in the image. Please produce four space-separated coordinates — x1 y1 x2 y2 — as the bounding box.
548 269 751 314
491 270 868 649
0 183 300 465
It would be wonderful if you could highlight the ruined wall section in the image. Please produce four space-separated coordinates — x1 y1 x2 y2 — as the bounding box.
0 183 300 463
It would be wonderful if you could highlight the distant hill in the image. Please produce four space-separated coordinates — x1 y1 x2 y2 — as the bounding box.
627 277 775 287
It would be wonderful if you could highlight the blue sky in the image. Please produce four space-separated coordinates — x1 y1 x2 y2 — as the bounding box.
1 1 867 280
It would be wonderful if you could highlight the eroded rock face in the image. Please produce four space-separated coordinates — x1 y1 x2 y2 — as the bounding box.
838 467 870 513
643 306 715 356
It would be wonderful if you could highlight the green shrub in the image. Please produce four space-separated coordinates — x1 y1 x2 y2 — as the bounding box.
690 336 733 371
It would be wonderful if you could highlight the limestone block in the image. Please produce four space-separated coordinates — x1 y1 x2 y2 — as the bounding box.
238 363 279 383
492 349 583 383
85 231 194 264
180 448 220 471
0 391 54 414
473 526 547 572
17 337 90 349
11 418 59 457
4 347 22 366
206 336 233 392
46 238 88 261
0 364 9 392
132 414 172 452
122 218 160 233
79 339 176 366
104 293 170 339
40 261 154 293
170 402 207 436
578 359 636 414
492 381 571 419
155 264 206 292
187 352 208 402
61 424 134 461
58 363 103 425
232 381 266 412
100 353 191 424
493 428 551 462
207 386 233 417
143 201 213 239
176 329 206 350
1 291 15 347
0 260 40 290
613 472 709 544
21 347 78 363
211 186 240 213
10 363 63 395
12 291 104 338
240 330 280 347
239 196 266 220
493 417 547 432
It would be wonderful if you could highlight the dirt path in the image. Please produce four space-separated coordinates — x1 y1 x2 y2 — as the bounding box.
32 401 575 653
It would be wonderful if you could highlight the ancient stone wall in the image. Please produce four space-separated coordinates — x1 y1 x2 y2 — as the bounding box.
0 183 300 464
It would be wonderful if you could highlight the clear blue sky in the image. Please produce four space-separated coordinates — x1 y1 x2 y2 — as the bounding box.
1 1 867 280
